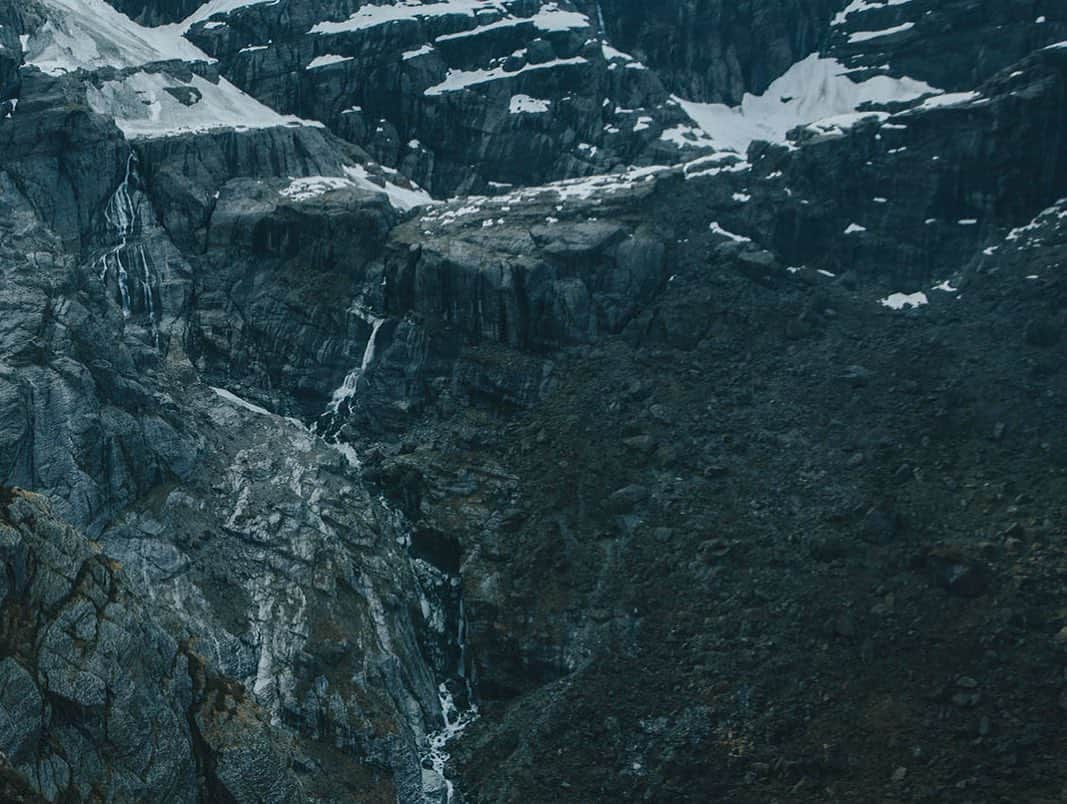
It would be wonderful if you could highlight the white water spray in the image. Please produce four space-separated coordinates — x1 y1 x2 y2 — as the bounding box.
326 314 385 417
425 683 478 804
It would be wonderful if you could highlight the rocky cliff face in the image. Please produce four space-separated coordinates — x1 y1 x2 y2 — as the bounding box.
584 0 844 102
179 0 702 196
1 0 1066 802
0 488 306 802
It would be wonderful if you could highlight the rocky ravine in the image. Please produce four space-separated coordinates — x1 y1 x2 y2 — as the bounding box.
1 0 1067 802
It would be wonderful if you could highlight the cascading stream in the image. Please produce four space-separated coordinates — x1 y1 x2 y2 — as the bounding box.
425 682 478 804
414 564 478 804
96 151 158 337
316 308 386 447
312 305 479 801
98 152 136 318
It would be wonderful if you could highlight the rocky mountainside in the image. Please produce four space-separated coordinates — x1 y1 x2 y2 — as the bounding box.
1 0 1066 802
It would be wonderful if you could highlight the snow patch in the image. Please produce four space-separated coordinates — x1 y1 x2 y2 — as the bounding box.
659 123 714 148
848 21 915 43
211 387 274 417
402 44 434 60
509 94 550 114
675 54 938 155
708 222 751 243
633 115 654 132
86 71 314 139
310 1 532 36
177 0 280 32
343 164 433 211
277 168 432 212
279 176 354 201
833 0 912 26
916 91 981 110
425 57 586 95
307 53 353 70
879 291 928 309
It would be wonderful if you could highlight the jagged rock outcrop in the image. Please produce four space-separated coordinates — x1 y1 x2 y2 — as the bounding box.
829 0 1067 91
0 488 305 802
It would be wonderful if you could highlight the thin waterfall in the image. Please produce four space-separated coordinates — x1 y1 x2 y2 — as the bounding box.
97 151 157 328
316 311 386 443
326 314 385 417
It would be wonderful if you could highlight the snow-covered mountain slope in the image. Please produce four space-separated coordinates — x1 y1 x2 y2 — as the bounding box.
25 0 207 73
46 0 1063 199
666 0 1065 156
17 0 430 213
22 0 312 135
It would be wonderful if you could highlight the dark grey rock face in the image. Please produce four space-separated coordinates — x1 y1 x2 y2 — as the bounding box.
177 0 702 196
829 0 1067 91
3 0 1067 801
585 0 844 102
108 0 201 26
0 13 465 798
0 488 305 803
583 0 1067 104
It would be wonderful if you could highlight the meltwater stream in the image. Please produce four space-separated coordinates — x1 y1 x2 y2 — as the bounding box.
315 308 386 446
216 307 479 802
425 683 478 804
97 152 136 318
96 151 159 342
